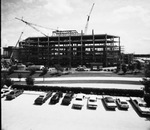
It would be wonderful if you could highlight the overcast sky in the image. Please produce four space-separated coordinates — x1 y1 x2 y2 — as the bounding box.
1 0 150 54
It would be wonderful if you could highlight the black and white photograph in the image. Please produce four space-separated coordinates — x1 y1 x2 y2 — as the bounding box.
1 0 150 130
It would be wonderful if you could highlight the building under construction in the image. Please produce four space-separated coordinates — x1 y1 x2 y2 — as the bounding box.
13 30 121 67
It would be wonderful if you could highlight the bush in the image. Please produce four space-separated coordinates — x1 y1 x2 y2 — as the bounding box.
1 73 7 87
7 67 15 75
18 73 23 81
10 84 144 97
29 68 36 76
142 62 150 105
39 67 48 76
2 78 14 87
145 62 150 77
54 64 63 72
144 94 150 106
25 76 34 85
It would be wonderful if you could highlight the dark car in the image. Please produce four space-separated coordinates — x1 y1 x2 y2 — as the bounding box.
102 96 117 110
50 91 63 104
6 89 24 100
34 91 53 105
61 92 74 105
116 98 129 110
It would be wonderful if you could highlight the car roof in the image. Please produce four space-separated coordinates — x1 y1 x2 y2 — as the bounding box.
119 99 127 102
76 93 84 98
105 96 113 99
89 95 97 100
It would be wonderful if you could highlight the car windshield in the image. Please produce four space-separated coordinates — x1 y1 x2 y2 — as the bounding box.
76 98 82 101
121 101 127 104
106 97 114 102
64 96 70 99
139 103 146 107
10 91 14 94
89 99 96 102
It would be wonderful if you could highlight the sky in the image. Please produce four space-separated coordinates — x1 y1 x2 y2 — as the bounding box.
1 0 150 54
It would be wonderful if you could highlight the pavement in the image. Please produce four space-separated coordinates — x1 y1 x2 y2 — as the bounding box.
1 91 150 130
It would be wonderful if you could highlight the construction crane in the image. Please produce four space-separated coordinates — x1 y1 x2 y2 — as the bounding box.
15 17 53 37
10 31 23 61
84 3 95 35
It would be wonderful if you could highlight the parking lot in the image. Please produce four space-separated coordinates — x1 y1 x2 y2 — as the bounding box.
1 91 150 130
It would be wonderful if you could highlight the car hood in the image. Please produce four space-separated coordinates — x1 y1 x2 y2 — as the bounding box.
88 101 97 106
73 100 84 105
107 102 116 106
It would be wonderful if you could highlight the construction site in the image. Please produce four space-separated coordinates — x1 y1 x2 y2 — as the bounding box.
16 30 121 67
0 3 120 69
2 3 149 69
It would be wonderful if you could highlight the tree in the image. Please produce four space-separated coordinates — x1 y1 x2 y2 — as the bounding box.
141 62 150 106
145 62 150 77
39 67 48 81
5 78 14 87
18 73 22 82
142 62 150 93
1 76 14 87
7 66 15 75
29 68 36 76
25 76 34 85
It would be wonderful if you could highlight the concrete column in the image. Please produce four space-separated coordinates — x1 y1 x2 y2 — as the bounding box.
58 35 60 64
47 37 50 66
103 34 108 67
38 38 39 64
69 35 71 69
81 30 83 66
92 29 95 62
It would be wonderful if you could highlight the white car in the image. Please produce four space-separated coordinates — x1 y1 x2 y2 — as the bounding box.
87 95 98 109
1 88 13 98
102 96 117 110
72 94 85 109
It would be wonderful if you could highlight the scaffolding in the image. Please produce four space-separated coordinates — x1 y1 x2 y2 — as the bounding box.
17 30 121 67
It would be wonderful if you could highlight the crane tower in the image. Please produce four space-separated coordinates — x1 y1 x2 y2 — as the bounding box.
84 3 95 35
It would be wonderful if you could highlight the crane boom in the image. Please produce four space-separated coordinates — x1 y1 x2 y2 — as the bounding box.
84 3 95 35
15 17 48 37
10 31 23 59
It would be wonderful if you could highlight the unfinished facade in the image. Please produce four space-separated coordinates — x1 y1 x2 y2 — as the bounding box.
17 30 121 67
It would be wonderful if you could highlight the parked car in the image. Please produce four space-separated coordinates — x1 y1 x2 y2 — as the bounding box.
25 62 34 67
1 90 5 98
131 98 150 116
61 92 74 105
72 93 85 109
87 95 98 109
102 96 117 110
116 98 129 110
1 88 12 98
17 63 26 70
34 91 53 105
50 91 63 104
27 65 44 71
75 65 88 71
6 89 24 100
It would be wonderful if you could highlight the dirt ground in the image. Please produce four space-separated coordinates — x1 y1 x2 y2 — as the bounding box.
1 91 150 130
